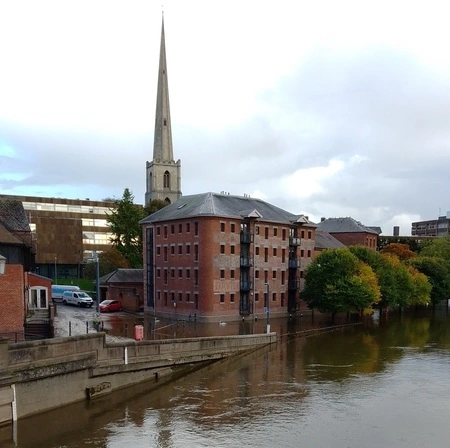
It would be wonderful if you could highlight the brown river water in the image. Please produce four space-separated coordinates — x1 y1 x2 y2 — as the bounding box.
2 306 450 447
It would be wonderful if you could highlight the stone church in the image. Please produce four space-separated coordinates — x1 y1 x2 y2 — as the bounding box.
145 18 182 206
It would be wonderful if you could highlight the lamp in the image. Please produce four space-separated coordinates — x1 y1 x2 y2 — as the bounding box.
0 254 6 275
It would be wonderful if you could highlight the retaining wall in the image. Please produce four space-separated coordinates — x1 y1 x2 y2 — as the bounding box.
0 331 276 424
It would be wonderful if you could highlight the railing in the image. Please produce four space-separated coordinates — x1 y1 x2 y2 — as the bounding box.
289 236 301 246
240 280 253 291
288 258 300 268
288 280 300 290
240 256 253 267
240 231 253 244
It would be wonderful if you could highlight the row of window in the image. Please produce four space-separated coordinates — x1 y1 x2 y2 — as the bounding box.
156 267 304 282
23 202 111 215
154 291 284 305
156 222 199 238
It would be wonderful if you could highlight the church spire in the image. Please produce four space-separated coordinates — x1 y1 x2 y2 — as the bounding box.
145 16 181 207
153 16 173 162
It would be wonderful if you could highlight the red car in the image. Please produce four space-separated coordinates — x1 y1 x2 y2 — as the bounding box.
99 300 122 313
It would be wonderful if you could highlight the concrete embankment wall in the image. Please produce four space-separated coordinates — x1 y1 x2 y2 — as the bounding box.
0 332 276 424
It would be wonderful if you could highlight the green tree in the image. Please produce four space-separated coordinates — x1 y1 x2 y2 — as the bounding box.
302 248 381 317
83 248 130 280
144 199 169 216
407 266 432 306
106 188 145 268
383 254 415 307
408 256 450 305
419 235 450 259
349 246 401 309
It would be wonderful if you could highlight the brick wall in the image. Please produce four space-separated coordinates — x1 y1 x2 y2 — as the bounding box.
0 264 25 334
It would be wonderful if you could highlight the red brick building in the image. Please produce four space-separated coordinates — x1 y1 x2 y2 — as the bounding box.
141 192 316 322
316 217 379 250
0 200 52 340
99 269 144 312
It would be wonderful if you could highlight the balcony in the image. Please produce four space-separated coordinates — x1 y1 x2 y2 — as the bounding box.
240 280 253 291
288 258 300 268
240 231 253 244
288 279 300 290
240 256 253 267
289 236 301 246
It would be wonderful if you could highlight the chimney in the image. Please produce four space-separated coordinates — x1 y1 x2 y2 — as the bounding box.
393 226 400 236
321 217 326 222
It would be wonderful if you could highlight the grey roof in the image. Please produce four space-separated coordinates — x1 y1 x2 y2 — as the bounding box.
314 230 346 249
99 268 143 284
316 217 378 235
368 226 383 235
141 192 315 226
0 199 32 246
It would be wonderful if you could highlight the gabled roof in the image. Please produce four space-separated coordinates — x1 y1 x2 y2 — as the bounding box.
141 192 316 226
316 217 378 235
367 226 383 235
99 268 143 284
0 199 33 246
314 230 346 249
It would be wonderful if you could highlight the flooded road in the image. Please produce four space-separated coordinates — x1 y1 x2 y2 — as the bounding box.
2 308 450 447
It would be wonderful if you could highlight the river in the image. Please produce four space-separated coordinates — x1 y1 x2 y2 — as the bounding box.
2 307 450 447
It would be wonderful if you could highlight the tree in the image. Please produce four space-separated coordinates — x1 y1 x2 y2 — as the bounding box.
383 254 415 307
349 245 401 309
106 188 145 268
83 248 130 280
407 266 431 306
144 199 169 216
380 243 417 261
302 248 381 317
419 235 450 260
408 256 450 305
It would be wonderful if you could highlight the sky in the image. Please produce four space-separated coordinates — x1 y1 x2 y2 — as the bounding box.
1 0 450 236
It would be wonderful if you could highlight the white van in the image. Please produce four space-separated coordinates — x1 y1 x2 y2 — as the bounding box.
52 285 80 302
62 291 94 307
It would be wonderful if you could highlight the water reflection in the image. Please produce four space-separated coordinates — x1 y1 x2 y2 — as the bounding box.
3 307 450 448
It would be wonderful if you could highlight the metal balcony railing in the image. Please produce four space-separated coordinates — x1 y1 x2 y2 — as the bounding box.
240 256 253 267
289 236 302 246
240 231 253 244
288 258 300 268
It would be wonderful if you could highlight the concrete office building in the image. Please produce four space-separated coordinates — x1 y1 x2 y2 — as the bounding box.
141 192 316 323
411 212 450 237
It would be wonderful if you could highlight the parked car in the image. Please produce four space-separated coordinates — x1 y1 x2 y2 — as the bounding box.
99 300 122 312
62 291 94 307
52 285 80 302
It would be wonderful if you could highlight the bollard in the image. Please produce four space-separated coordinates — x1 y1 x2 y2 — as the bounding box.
125 323 128 336
69 321 71 336
86 321 89 334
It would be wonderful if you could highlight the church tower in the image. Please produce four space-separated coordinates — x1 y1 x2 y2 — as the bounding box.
145 17 181 206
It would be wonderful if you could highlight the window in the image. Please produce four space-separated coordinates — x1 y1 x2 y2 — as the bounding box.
220 269 225 279
186 292 191 302
156 268 161 278
164 226 168 238
273 248 277 257
265 227 269 239
272 292 276 302
282 249 286 263
308 230 312 239
171 292 175 302
230 245 235 254
231 223 235 233
255 226 260 235
194 270 199 286
178 292 183 302
186 244 191 255
171 268 175 278
156 226 161 236
220 244 225 254
186 268 191 279
272 270 277 279
163 171 170 188
300 249 305 257
307 250 311 257
300 271 304 278
178 245 183 255
230 269 235 279
281 293 285 307
156 246 161 256
186 223 190 233
273 228 278 237
282 228 286 240
220 222 225 232
178 268 183 279
230 293 235 303
164 270 168 284
164 247 168 262
264 248 268 262
255 293 259 302
171 224 175 234
220 294 225 303
301 230 305 238
264 271 268 283
194 245 199 261
255 270 259 279
171 245 175 256
281 271 285 285
179 223 183 233
255 247 260 256
194 222 199 236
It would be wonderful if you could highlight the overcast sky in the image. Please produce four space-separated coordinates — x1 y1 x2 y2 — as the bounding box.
1 0 450 235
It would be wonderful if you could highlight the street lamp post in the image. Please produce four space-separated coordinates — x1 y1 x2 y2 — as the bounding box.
264 282 270 334
54 257 57 285
93 252 100 312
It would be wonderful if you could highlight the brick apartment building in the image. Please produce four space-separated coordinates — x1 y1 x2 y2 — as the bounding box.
316 217 379 250
141 192 316 322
